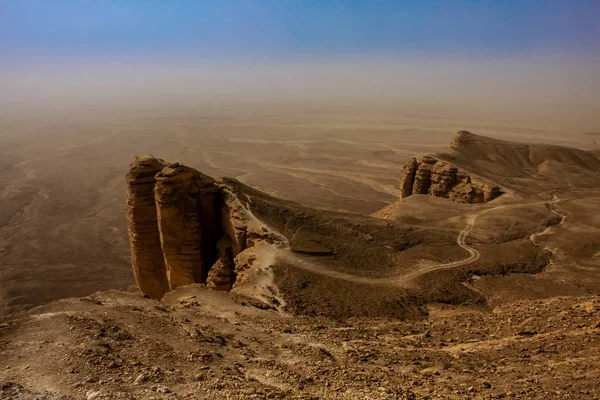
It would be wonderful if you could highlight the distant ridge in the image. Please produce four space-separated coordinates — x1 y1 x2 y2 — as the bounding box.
438 130 600 196
450 130 600 171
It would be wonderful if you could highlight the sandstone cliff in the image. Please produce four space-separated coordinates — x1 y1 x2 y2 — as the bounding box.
125 157 283 300
154 163 220 290
125 155 170 299
399 155 502 203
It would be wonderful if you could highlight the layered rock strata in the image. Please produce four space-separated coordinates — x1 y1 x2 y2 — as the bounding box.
125 156 170 299
125 157 281 299
398 158 419 199
205 187 248 292
154 163 221 290
399 156 502 203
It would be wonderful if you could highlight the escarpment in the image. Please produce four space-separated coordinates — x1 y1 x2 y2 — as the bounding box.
125 157 281 300
154 163 221 290
399 155 502 203
126 156 170 299
403 129 600 201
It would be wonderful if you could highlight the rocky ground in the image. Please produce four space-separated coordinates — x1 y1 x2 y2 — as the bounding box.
1 286 599 399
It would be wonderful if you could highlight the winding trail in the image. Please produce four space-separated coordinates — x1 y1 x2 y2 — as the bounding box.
397 191 597 280
249 190 600 287
276 201 544 286
402 202 540 279
402 191 600 280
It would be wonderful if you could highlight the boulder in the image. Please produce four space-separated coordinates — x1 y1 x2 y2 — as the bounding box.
206 257 235 292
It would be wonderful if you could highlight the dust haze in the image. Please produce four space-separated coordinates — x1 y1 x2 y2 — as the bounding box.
2 52 600 316
2 52 600 398
2 55 600 128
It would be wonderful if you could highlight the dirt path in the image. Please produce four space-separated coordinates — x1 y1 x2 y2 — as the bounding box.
277 249 398 286
257 191 600 287
402 203 527 279
402 194 585 279
276 202 538 286
401 190 600 280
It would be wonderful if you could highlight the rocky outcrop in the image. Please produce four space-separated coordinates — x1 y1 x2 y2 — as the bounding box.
399 156 502 203
398 158 419 198
412 156 437 195
125 158 282 299
206 258 235 292
203 188 248 292
154 163 221 291
126 155 170 300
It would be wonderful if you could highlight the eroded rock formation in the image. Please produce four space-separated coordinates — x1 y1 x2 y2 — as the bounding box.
154 163 220 290
204 186 248 292
398 158 418 199
126 155 170 299
399 156 502 203
125 157 282 299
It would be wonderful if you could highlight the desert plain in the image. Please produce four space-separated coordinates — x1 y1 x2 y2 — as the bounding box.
1 104 600 399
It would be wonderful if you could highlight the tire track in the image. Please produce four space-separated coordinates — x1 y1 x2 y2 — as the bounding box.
269 191 600 286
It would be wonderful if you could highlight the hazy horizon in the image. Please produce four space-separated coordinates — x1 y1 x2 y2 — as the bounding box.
1 1 600 129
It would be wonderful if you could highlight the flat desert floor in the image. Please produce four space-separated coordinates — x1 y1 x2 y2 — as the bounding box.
0 108 598 316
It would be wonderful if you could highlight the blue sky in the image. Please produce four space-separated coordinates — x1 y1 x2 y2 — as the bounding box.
1 0 599 62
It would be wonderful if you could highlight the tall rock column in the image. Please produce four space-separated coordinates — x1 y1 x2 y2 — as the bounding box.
399 158 419 198
154 163 220 290
126 155 169 299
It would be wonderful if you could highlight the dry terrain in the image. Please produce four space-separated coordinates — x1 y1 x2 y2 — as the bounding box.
1 109 600 399
1 110 597 316
1 287 599 399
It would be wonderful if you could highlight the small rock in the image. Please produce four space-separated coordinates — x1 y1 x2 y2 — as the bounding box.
86 390 103 400
517 330 538 336
155 385 171 393
193 373 205 381
134 374 148 385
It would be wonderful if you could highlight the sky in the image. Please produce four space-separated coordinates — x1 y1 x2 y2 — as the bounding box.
1 0 599 122
1 0 599 61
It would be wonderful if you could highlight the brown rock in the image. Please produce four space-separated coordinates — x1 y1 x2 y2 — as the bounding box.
397 155 502 204
206 257 235 292
412 156 436 195
428 161 458 197
125 155 169 299
399 158 419 198
217 186 249 255
154 163 220 290
126 160 282 297
203 185 250 292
